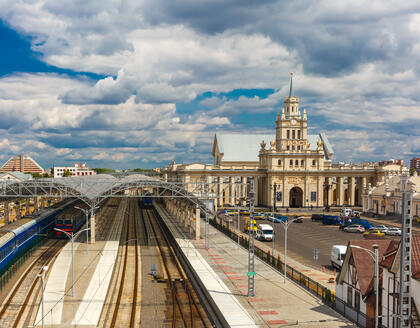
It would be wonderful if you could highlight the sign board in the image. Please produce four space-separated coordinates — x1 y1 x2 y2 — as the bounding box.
246 271 256 276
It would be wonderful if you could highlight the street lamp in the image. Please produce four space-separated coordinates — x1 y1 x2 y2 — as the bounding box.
278 217 300 284
272 183 277 213
38 265 49 328
54 228 90 297
350 244 379 328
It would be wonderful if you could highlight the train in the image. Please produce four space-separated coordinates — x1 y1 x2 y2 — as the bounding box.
0 199 75 273
54 203 88 237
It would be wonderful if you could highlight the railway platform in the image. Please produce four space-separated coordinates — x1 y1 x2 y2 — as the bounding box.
156 204 353 327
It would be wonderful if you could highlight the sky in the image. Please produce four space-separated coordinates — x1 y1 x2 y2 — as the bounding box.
0 1 419 170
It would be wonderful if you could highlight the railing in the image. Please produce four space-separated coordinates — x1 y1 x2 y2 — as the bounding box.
210 217 375 327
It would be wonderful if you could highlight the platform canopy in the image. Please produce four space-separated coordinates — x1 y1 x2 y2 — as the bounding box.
0 174 214 213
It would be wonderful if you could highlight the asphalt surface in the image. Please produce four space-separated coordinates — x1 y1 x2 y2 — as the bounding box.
223 215 405 271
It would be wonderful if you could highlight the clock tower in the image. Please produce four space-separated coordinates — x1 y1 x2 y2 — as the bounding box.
275 73 309 152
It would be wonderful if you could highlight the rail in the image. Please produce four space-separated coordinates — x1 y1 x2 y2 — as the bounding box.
152 206 229 328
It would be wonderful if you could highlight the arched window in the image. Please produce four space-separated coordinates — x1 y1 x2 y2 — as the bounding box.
301 159 304 166
298 130 301 139
292 130 295 139
289 159 293 166
312 160 316 166
287 145 290 150
295 159 299 166
287 130 290 138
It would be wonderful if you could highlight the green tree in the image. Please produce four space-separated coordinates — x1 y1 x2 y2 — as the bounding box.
62 170 72 177
31 172 42 179
410 167 416 176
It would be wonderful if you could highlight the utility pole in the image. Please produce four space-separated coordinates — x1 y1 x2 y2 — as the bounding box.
247 178 255 297
399 174 414 328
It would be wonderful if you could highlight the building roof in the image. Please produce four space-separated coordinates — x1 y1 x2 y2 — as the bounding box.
370 175 420 196
381 236 420 280
0 154 44 173
338 239 395 297
0 172 32 180
213 132 333 163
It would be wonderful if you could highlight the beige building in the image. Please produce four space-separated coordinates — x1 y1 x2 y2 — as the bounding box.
163 76 407 209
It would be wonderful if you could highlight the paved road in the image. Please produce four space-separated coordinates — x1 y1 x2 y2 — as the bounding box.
224 216 405 271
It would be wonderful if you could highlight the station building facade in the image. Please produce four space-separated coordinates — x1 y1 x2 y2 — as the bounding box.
163 78 407 209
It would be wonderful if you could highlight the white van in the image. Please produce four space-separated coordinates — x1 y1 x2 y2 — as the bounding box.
256 224 274 241
331 245 347 269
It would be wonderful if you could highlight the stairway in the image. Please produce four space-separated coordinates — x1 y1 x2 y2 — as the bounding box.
412 299 420 328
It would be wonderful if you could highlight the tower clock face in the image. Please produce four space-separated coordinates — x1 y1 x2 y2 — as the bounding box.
291 119 296 125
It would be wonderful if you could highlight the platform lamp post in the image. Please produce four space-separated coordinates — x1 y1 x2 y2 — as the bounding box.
38 265 49 328
279 217 300 284
74 206 90 253
54 228 90 297
350 244 379 328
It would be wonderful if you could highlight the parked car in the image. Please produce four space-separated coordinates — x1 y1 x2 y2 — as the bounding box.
293 216 303 223
322 215 343 225
370 225 388 233
340 218 373 230
268 215 288 223
253 212 266 220
311 214 323 221
386 227 402 236
363 229 385 237
343 224 365 233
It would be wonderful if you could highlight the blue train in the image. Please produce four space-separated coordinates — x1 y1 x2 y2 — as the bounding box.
142 197 153 208
0 200 74 273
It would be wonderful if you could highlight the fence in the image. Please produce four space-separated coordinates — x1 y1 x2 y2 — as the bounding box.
210 216 375 327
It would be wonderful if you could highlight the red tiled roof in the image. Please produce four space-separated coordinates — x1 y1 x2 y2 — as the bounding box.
380 239 400 269
412 235 420 279
349 239 394 297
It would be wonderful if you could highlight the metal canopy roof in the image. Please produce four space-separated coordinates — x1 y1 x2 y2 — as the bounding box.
0 174 214 214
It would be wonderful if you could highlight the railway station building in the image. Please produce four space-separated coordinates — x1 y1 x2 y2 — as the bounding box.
163 77 408 209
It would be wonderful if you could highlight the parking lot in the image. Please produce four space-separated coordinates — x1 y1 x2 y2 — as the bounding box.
222 214 407 271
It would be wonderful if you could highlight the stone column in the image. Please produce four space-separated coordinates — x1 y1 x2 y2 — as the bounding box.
241 177 247 206
325 177 333 206
348 177 355 206
195 207 200 240
229 176 234 205
4 201 9 224
337 177 344 206
91 215 96 244
282 176 286 207
217 177 222 207
317 176 322 207
254 176 259 205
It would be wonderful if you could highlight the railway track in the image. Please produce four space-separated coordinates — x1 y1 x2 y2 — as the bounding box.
142 207 212 328
0 238 66 327
109 199 141 328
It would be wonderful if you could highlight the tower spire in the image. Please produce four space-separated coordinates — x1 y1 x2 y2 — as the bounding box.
289 72 294 97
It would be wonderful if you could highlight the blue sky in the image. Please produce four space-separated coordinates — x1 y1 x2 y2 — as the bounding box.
0 1 419 169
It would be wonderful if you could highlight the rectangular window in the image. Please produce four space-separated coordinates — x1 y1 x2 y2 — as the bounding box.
277 160 282 166
311 191 317 201
287 130 290 139
301 159 304 166
354 291 360 311
292 146 295 150
287 145 290 150
295 159 298 166
289 159 293 166
347 286 353 307
292 130 295 139
298 130 301 139
312 160 316 166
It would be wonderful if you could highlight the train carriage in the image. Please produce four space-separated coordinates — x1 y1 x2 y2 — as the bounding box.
54 205 86 237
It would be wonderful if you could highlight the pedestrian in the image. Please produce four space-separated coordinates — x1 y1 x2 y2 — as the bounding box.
310 204 313 211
